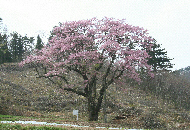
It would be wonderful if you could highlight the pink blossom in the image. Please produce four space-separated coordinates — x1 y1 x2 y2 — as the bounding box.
20 17 154 88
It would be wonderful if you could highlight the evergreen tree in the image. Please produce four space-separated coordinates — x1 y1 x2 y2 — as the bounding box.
0 18 35 63
0 17 3 31
0 18 12 64
9 32 24 62
35 35 43 50
0 33 12 64
10 32 35 62
148 39 173 72
0 17 7 34
22 35 35 59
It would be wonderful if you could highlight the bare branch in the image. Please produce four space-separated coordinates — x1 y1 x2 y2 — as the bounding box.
107 69 124 86
37 74 69 84
68 65 88 80
64 87 86 97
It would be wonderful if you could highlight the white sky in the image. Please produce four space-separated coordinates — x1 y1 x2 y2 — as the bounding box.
0 0 190 70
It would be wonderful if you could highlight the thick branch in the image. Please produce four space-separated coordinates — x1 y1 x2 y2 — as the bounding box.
64 87 86 97
68 65 89 95
104 55 115 80
107 69 124 86
95 49 105 71
96 85 106 112
96 55 116 111
68 66 88 80
96 67 124 112
37 74 69 84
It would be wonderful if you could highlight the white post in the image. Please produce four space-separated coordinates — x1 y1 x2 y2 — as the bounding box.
73 110 79 121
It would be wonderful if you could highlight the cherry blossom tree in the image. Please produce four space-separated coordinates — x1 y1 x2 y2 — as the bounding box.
20 17 154 121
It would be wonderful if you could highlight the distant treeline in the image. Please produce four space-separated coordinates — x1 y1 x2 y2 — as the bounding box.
0 17 44 64
0 32 43 64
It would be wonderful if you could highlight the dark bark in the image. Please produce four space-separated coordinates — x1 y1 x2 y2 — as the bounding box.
86 75 100 121
87 55 119 121
88 100 99 121
87 84 105 121
87 84 109 121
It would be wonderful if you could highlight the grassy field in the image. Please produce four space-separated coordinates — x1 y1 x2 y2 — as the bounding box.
0 123 70 130
0 63 190 129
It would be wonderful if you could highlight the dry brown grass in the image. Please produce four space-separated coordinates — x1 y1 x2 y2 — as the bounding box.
0 63 190 129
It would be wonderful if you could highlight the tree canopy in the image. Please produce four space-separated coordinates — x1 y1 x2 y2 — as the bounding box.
35 35 43 50
147 39 173 72
20 17 154 121
9 32 35 62
0 33 12 64
0 18 12 64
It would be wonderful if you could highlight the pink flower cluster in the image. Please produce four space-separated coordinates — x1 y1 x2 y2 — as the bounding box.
20 17 154 83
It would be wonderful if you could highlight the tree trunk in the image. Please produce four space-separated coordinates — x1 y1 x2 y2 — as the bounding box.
85 75 107 121
88 106 99 121
87 88 105 121
87 96 99 121
87 92 104 121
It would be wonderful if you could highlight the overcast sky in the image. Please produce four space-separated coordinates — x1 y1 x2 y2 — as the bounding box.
0 0 190 70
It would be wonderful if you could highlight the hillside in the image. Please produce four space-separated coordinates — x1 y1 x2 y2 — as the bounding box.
0 63 190 129
174 66 190 82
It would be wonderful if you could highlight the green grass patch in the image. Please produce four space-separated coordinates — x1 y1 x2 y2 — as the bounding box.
0 123 22 130
0 123 70 130
0 114 22 121
0 114 42 122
